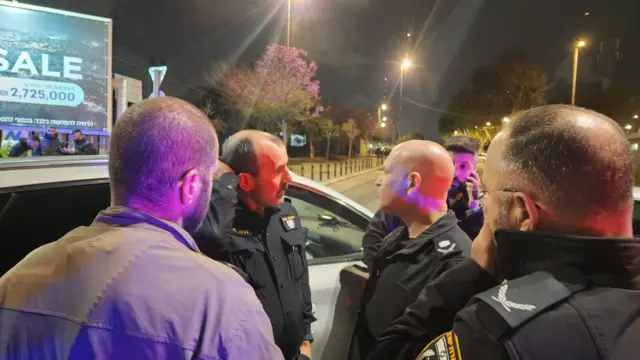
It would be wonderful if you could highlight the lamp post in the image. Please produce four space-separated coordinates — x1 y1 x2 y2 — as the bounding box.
399 58 411 137
571 40 586 105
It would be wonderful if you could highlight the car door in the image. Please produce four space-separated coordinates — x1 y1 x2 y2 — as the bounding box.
285 184 370 360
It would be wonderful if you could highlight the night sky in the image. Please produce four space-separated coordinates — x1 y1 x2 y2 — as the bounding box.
22 0 640 140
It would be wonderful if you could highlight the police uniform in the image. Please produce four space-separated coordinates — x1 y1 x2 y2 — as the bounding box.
192 173 315 360
411 229 640 360
351 212 472 360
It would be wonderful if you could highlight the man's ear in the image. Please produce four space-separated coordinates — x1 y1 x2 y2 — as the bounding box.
406 172 421 196
180 169 203 206
513 193 539 231
238 173 255 192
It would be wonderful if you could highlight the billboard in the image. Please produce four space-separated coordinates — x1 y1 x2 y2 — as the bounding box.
0 1 112 135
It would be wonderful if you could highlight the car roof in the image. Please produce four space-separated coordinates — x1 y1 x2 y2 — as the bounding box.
0 156 374 218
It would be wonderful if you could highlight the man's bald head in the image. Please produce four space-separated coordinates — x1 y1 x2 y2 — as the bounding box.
491 104 633 221
378 140 455 216
109 97 218 206
221 130 284 176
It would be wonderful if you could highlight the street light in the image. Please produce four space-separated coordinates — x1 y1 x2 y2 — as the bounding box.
382 116 387 121
502 117 510 123
486 122 492 127
399 57 412 137
287 0 303 46
634 114 639 119
572 39 587 105
407 33 411 37
625 124 633 130
381 104 388 111
381 122 387 128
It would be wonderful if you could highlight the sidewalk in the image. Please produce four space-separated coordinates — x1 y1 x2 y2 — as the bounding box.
289 156 385 182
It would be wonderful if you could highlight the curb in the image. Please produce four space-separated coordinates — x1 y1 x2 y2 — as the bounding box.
321 166 383 186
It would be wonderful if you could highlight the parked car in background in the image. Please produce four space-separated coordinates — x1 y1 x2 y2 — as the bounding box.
0 156 372 360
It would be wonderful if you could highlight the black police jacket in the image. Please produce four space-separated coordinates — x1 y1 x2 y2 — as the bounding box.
362 205 481 270
373 229 640 360
353 212 471 359
192 173 315 360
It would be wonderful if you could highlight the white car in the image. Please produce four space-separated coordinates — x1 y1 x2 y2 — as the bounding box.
0 156 372 359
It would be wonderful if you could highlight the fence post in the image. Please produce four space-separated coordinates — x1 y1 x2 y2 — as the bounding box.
319 164 323 181
311 164 315 181
301 163 305 177
350 160 353 173
334 163 337 178
340 162 343 176
327 163 330 179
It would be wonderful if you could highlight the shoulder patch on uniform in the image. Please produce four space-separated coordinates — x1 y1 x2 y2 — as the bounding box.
231 228 250 235
435 239 456 254
416 331 462 360
280 215 299 231
473 271 575 330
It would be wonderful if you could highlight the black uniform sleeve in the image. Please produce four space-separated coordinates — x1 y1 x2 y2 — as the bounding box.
299 217 316 341
362 210 402 268
191 173 239 257
367 258 498 360
452 302 510 360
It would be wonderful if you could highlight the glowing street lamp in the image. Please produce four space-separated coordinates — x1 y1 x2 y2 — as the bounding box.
382 116 387 121
633 114 639 119
572 39 587 105
502 117 510 123
486 122 492 127
381 104 388 111
399 56 412 136
625 124 633 130
381 122 387 128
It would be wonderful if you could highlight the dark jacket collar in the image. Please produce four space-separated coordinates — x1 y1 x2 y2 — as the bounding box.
386 211 460 258
233 200 280 233
495 229 640 289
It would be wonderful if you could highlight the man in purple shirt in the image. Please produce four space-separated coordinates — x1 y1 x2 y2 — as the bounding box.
0 97 283 360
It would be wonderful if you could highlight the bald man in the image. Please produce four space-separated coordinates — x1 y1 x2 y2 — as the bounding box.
0 98 282 359
370 105 640 360
192 130 314 360
350 140 472 360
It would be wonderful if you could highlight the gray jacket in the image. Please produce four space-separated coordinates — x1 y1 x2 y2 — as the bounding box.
0 206 284 360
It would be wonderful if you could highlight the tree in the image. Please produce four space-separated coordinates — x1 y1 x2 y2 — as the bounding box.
298 114 333 158
439 51 552 134
212 45 321 146
442 128 496 152
342 119 360 159
200 98 228 135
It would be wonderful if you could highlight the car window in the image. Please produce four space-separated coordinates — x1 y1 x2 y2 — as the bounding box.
285 185 368 264
0 180 111 275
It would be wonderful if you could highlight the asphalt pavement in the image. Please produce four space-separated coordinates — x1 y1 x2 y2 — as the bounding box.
326 169 381 213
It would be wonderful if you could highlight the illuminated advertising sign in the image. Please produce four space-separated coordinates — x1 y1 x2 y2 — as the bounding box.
0 1 112 135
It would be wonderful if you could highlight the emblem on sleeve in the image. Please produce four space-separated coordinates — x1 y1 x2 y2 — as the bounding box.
416 331 462 360
436 240 456 254
492 283 537 312
280 215 298 231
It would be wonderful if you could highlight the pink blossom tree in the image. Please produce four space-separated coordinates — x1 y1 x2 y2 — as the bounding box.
213 44 322 146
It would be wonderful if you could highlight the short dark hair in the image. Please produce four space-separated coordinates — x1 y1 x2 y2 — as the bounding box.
444 136 480 155
222 132 283 176
503 104 633 217
109 97 218 206
30 135 40 143
73 129 82 135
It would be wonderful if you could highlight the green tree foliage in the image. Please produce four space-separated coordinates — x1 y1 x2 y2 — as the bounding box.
440 51 552 134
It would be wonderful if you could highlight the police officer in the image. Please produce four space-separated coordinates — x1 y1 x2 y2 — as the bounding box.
193 130 314 360
369 105 640 360
351 140 472 360
362 136 483 268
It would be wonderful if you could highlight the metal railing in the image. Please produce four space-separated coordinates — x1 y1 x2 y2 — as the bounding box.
289 156 385 182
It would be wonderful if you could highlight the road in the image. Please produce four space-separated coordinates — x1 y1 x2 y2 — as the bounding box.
326 169 381 213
